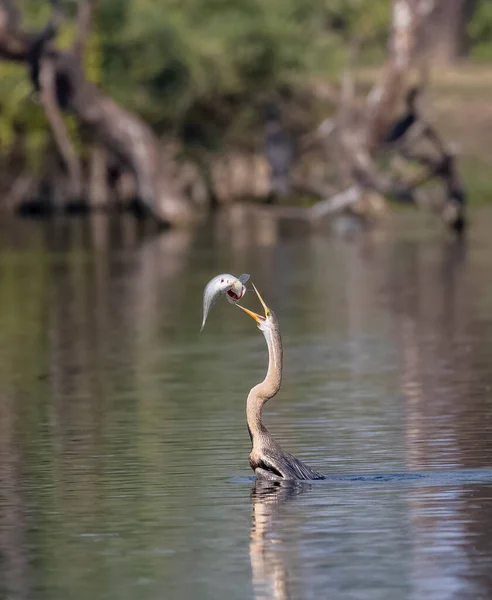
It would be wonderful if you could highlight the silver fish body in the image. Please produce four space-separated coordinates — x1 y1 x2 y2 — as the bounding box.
201 273 250 331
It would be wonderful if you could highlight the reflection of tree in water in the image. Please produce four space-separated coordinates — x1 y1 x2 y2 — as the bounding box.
387 235 492 469
0 389 29 600
0 217 198 599
406 482 492 599
250 481 308 600
386 235 492 599
0 232 50 600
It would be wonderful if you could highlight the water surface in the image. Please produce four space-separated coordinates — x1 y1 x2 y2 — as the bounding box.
1 211 492 599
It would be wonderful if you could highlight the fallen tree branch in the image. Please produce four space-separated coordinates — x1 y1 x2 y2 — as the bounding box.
308 186 362 220
39 57 83 199
311 0 466 233
73 0 95 59
0 0 195 225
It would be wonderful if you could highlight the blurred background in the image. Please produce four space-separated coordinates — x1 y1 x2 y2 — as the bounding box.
0 0 489 228
1 2 492 600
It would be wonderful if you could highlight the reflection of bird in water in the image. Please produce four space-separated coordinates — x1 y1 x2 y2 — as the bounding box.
250 480 306 600
438 154 467 235
384 87 420 145
263 103 293 200
237 285 325 481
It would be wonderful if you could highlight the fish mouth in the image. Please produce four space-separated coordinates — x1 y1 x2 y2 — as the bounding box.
227 287 246 301
227 289 240 300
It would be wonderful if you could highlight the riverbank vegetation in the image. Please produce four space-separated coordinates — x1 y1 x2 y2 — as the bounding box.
0 0 489 229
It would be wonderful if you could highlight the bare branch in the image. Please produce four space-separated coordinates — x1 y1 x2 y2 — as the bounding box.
308 186 362 220
0 2 28 60
0 0 19 29
339 39 360 127
341 41 359 107
0 0 194 225
39 58 83 198
73 0 96 59
48 0 63 26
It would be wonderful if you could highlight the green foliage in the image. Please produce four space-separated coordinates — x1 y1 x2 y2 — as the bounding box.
95 0 390 140
0 3 103 169
469 0 492 61
0 63 47 167
2 0 491 160
0 0 401 157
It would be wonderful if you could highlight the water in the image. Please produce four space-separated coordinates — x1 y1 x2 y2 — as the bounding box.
1 210 492 600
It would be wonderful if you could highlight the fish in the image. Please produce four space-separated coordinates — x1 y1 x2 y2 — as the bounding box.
201 273 250 331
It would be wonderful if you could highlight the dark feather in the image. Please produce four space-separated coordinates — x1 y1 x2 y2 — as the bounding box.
384 114 416 144
256 446 325 481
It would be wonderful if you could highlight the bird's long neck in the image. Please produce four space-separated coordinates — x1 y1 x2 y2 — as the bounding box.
246 326 283 443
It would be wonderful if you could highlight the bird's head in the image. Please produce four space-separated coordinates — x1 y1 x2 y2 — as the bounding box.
236 284 279 334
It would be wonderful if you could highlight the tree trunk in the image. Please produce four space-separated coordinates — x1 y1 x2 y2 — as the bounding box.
89 145 109 208
365 0 428 149
51 52 194 224
0 1 195 226
422 0 478 62
39 57 83 200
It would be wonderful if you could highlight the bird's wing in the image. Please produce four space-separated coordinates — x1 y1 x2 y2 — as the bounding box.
261 448 325 481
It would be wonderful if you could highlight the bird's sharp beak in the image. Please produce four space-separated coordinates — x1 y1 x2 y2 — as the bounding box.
252 283 271 317
236 304 264 323
236 283 271 322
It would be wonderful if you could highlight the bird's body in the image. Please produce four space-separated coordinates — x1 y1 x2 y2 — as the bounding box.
384 113 416 145
384 86 420 145
262 103 293 199
249 437 325 482
237 287 325 481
